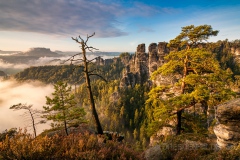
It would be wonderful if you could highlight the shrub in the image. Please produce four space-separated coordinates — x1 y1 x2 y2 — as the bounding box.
0 129 144 160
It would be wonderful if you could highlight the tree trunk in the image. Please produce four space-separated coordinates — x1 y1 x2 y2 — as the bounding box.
29 109 37 138
82 45 103 135
181 55 188 93
176 110 182 135
64 119 68 136
63 111 68 135
176 55 188 135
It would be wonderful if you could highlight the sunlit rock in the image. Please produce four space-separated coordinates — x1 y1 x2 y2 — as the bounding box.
214 98 240 148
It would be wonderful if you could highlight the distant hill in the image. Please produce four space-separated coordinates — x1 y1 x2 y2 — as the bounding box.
0 48 61 64
18 48 60 57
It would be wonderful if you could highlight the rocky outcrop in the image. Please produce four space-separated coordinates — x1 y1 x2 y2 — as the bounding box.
149 43 158 75
120 42 170 87
95 57 105 65
214 98 240 148
149 42 168 75
134 44 149 84
231 47 240 56
95 56 115 66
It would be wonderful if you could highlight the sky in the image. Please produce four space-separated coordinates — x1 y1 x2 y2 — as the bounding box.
0 0 240 52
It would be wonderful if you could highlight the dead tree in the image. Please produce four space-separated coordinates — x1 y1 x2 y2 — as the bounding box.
10 103 44 138
70 33 105 134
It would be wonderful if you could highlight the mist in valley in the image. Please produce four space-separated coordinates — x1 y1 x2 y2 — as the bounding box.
0 50 118 75
0 50 119 135
0 79 54 134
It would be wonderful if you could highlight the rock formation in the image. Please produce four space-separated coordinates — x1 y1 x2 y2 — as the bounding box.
231 47 240 56
95 56 115 66
148 43 158 75
120 42 169 87
95 56 104 65
214 98 240 148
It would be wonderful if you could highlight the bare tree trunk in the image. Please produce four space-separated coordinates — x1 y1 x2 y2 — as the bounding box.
28 109 37 138
81 43 103 134
71 33 104 135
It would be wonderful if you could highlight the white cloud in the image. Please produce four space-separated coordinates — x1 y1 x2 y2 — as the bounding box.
0 0 127 37
0 0 174 38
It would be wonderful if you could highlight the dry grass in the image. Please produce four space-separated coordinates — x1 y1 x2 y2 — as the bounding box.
0 129 144 160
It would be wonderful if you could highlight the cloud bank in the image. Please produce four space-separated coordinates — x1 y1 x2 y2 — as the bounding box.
0 80 54 134
0 0 169 37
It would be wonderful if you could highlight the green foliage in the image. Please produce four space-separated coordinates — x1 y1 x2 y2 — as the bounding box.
148 24 235 136
14 65 82 84
211 39 240 75
14 58 125 84
168 24 219 49
75 78 150 148
152 48 220 78
43 81 86 135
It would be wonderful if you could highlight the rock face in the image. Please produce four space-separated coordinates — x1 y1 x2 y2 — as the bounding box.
95 56 115 66
231 47 240 56
120 42 169 87
149 43 158 75
95 57 105 65
214 98 240 148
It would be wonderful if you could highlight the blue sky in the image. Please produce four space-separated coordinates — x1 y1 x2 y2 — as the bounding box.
0 0 239 52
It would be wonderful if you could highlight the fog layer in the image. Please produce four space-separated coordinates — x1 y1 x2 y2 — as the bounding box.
0 80 54 134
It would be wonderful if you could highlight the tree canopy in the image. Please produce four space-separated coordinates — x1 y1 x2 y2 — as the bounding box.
148 24 235 135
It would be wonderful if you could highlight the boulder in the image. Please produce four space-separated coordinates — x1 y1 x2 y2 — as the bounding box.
214 98 240 148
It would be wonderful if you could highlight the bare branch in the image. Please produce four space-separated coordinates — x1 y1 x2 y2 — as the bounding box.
89 73 107 82
85 32 95 44
76 75 85 84
87 56 102 63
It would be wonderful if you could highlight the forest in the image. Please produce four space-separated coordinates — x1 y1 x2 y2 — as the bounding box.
1 25 240 159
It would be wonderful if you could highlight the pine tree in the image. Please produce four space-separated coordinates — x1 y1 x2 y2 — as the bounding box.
149 25 235 135
43 81 86 135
